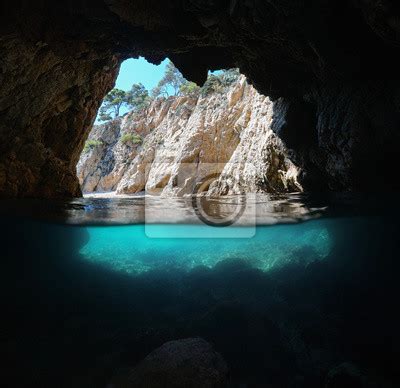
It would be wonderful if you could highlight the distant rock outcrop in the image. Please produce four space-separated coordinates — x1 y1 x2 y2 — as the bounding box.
77 76 302 196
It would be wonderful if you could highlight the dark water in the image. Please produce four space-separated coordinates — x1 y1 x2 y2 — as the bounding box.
1 194 399 387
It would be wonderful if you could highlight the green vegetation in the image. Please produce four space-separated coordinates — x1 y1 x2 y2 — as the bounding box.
200 68 241 96
126 83 150 112
98 62 241 123
98 83 150 122
83 139 102 153
180 81 201 97
221 68 241 85
121 133 143 145
152 61 240 99
151 60 185 98
98 89 126 121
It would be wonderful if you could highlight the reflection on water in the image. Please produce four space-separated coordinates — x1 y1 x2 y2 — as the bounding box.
0 192 373 225
69 193 326 225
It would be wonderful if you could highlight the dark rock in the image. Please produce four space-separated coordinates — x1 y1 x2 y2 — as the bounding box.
112 338 229 388
325 363 365 388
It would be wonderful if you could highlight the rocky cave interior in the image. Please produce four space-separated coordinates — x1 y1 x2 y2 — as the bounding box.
1 1 400 387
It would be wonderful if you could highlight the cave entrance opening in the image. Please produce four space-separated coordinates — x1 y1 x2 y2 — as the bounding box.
76 56 243 197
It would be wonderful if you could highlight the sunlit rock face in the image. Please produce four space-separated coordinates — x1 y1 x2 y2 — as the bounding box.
77 76 302 195
1 1 400 196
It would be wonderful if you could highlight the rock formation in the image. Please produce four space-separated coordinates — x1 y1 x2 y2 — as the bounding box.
1 1 400 196
111 338 229 388
77 76 302 195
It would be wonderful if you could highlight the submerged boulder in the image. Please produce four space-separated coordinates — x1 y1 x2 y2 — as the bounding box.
112 338 229 388
325 363 366 388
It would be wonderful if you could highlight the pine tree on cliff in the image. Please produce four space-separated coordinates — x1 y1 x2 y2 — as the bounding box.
126 83 150 112
98 89 126 121
151 61 185 98
98 84 150 121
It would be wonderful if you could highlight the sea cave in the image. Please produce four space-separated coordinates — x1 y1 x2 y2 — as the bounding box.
1 1 400 387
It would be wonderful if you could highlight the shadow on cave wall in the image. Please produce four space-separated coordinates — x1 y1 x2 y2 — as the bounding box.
1 214 399 387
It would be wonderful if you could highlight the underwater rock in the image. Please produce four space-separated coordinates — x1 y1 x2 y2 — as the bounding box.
325 363 366 388
113 338 229 388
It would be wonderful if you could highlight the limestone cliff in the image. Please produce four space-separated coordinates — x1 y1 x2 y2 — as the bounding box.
77 76 302 196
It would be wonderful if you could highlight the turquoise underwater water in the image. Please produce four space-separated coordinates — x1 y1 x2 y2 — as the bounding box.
80 220 333 274
2 195 400 387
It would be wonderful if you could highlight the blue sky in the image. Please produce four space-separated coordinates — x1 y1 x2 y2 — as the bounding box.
96 57 168 121
114 57 169 92
109 56 222 96
96 57 223 121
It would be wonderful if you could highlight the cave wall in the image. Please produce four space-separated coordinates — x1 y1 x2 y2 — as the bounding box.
1 0 400 197
0 35 120 197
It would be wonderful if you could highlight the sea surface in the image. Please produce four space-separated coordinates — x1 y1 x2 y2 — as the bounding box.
1 193 399 387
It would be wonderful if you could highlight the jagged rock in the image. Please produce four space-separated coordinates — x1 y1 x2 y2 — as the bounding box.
112 338 229 388
78 76 302 195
